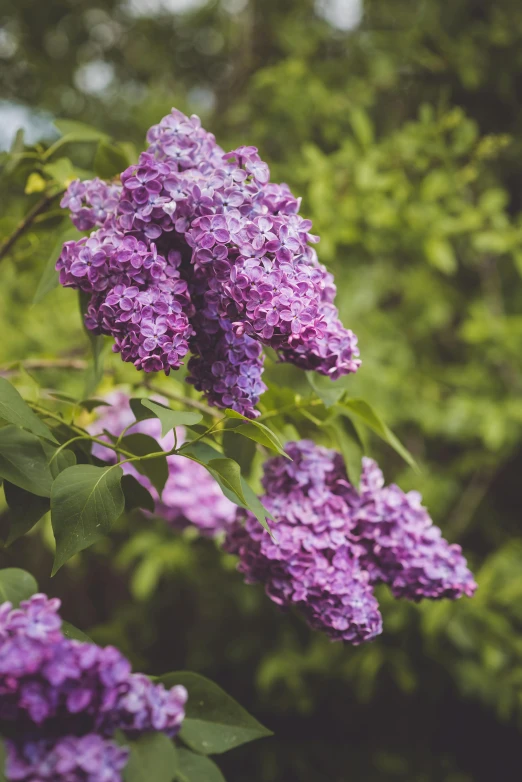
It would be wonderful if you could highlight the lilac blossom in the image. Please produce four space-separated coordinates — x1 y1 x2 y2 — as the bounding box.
57 232 195 374
224 442 476 644
88 391 236 536
58 107 361 416
0 594 186 781
5 735 128 782
61 178 121 232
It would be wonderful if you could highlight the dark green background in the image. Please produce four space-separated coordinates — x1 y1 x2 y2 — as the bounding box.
1 1 522 779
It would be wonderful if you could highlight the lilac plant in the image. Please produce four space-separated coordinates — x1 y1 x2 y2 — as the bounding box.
57 108 361 417
224 441 477 644
88 391 236 536
0 594 187 781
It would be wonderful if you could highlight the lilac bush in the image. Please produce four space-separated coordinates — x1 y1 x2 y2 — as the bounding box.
88 391 236 536
0 594 186 781
224 441 477 644
57 108 361 417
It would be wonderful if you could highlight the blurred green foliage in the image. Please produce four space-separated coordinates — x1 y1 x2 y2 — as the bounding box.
1 0 522 779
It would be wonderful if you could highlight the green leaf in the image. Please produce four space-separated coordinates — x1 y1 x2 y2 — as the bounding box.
236 479 273 534
43 157 75 186
337 398 418 471
120 433 168 495
222 430 256 476
0 377 58 442
3 481 50 544
54 119 109 142
141 399 202 438
158 672 272 755
129 397 152 422
122 474 156 513
25 171 47 194
180 442 272 533
176 750 225 782
178 440 223 464
424 236 457 275
305 371 349 408
224 409 286 455
33 226 83 304
0 568 38 607
61 621 92 642
94 140 130 179
51 464 124 574
207 458 247 505
43 444 77 479
0 426 54 497
123 733 178 782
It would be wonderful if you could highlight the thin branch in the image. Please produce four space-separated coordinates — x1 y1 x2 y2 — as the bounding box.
0 358 87 378
0 190 65 263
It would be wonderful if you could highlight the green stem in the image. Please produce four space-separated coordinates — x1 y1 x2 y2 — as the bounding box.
178 418 225 450
30 401 177 463
47 435 92 465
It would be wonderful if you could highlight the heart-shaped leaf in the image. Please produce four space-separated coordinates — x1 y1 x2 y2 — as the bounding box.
158 672 272 755
51 464 124 574
0 568 38 607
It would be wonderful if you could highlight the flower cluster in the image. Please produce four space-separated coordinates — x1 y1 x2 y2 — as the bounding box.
224 441 476 644
58 108 360 417
60 178 121 232
89 391 236 536
0 594 187 781
57 232 195 374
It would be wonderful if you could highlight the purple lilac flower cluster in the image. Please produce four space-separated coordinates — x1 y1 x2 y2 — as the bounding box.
58 108 360 417
224 441 476 644
0 594 186 781
89 391 236 536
